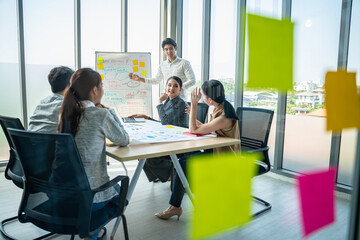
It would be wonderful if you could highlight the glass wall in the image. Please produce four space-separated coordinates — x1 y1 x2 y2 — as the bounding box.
81 0 121 68
282 0 341 172
338 0 360 186
209 0 237 100
244 0 282 165
182 0 203 99
128 0 160 118
0 0 21 161
23 0 74 122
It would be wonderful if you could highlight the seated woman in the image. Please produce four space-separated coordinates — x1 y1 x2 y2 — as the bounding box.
130 76 188 183
155 79 241 220
58 68 129 240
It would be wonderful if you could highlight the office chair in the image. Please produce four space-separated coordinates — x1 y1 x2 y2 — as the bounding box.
236 107 274 217
187 102 209 124
0 116 53 239
7 128 130 240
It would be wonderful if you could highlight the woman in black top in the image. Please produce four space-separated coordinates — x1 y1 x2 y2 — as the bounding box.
130 76 188 182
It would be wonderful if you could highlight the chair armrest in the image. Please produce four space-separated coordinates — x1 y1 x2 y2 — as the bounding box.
92 175 128 193
245 146 269 153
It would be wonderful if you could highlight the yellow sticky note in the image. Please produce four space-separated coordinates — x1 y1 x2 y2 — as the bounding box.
141 70 147 76
165 125 174 128
97 57 104 63
189 152 258 239
325 71 360 131
247 14 294 92
100 74 104 80
132 60 138 65
133 66 139 72
139 62 145 67
97 63 103 69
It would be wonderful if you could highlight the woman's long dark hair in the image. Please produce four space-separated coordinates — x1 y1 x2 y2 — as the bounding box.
201 80 239 120
58 68 102 135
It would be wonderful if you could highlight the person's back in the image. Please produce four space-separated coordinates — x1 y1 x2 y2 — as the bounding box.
28 66 73 133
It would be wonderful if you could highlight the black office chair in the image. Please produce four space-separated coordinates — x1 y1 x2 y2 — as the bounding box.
7 128 130 240
187 102 209 124
236 107 274 217
0 116 51 240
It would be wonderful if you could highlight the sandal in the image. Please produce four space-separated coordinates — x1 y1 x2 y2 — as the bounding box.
97 227 107 240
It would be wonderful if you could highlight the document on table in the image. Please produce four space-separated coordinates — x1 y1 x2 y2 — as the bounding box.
123 120 216 144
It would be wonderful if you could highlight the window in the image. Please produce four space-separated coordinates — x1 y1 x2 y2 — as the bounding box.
0 0 21 161
283 0 341 172
338 0 360 186
182 0 203 98
23 0 74 123
244 0 282 165
81 0 121 68
209 0 237 101
128 0 160 118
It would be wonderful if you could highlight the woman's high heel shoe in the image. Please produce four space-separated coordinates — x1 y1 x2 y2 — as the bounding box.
155 206 182 220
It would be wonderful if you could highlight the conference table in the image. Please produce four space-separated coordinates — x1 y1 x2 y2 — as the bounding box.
105 121 239 239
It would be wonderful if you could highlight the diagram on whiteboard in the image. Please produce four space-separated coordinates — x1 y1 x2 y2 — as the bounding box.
95 52 152 117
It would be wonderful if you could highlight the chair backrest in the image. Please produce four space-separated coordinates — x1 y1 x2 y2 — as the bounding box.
236 107 274 150
0 115 25 186
8 128 96 236
187 102 209 123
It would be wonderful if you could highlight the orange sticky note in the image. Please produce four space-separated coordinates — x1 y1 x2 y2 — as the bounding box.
141 70 147 76
132 60 138 65
133 66 139 72
97 57 104 63
100 74 104 80
139 62 145 67
325 70 360 131
247 14 294 92
97 64 103 69
189 152 257 239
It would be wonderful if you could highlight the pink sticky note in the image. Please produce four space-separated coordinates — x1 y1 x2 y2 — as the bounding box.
297 168 336 237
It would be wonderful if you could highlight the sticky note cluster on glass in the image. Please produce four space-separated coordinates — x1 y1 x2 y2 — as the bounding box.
188 152 258 239
247 13 294 92
297 168 336 237
325 70 360 131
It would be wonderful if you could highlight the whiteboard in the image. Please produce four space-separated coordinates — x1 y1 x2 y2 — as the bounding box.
95 52 152 116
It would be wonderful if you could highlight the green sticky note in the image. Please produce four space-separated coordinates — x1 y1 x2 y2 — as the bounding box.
97 57 104 63
247 13 294 92
325 70 360 131
141 70 147 76
188 152 258 239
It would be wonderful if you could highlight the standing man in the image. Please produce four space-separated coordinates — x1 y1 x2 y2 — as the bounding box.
28 66 74 133
129 38 196 100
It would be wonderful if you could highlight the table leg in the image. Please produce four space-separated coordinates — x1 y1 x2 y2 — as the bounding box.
111 158 146 239
169 154 194 201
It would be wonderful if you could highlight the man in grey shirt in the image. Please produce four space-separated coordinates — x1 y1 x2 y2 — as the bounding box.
28 66 74 133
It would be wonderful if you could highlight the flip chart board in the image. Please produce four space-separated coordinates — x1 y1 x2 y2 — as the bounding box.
95 52 152 116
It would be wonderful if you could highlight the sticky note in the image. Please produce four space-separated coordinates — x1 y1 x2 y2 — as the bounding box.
97 64 103 69
247 13 294 92
297 168 336 237
97 57 104 63
100 74 104 80
325 71 360 131
139 62 145 67
189 152 257 239
165 125 174 128
141 70 147 76
133 66 139 72
132 60 138 65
